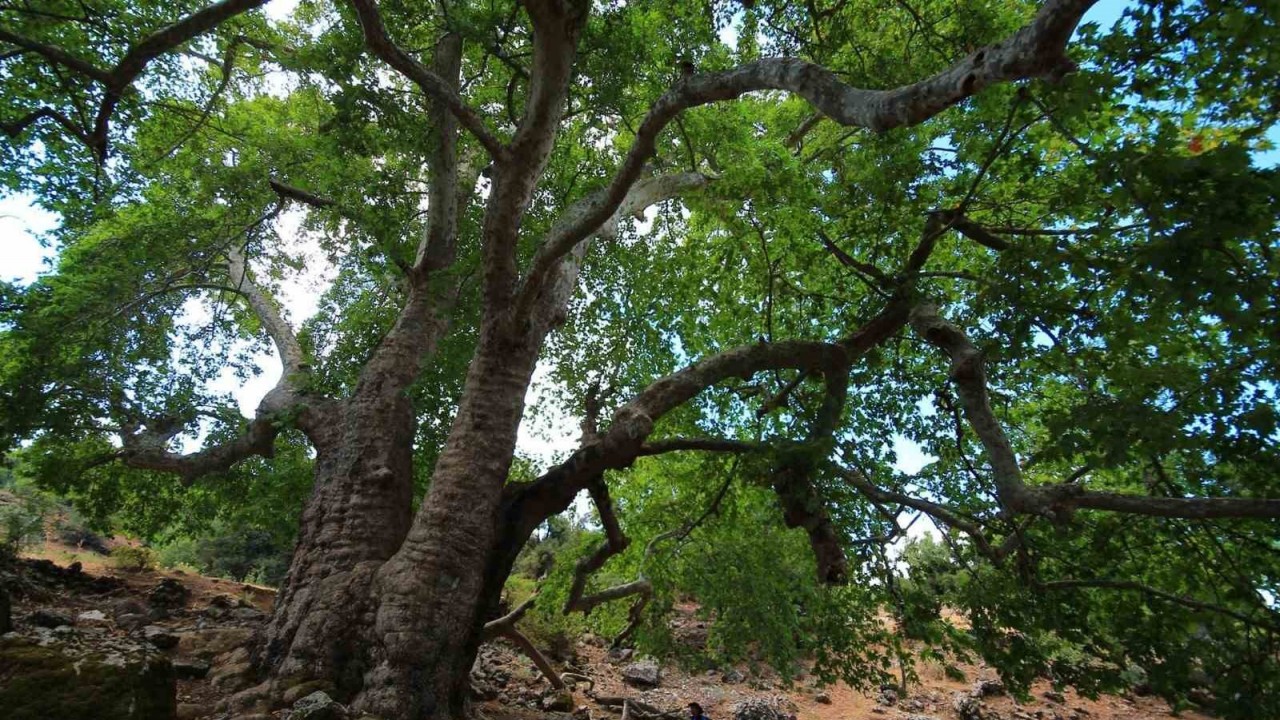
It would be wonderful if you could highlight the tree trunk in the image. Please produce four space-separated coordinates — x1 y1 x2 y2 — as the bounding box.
351 328 544 719
253 393 417 697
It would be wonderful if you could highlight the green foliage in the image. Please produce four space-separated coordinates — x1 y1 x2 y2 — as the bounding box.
1 0 1278 715
109 545 159 573
0 487 53 558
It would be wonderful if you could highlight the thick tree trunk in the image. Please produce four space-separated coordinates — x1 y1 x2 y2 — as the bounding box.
350 328 544 720
253 394 417 697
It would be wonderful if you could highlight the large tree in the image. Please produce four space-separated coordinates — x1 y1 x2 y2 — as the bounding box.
2 0 1278 717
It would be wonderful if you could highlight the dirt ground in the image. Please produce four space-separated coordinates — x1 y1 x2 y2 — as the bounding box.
5 538 1216 720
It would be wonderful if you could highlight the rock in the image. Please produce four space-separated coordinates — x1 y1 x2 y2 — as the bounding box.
173 658 211 679
952 693 983 720
0 636 175 720
287 690 349 720
574 704 592 720
471 682 499 701
542 688 575 712
1042 690 1065 704
877 685 898 706
608 647 634 662
621 658 661 687
27 609 74 628
731 698 786 720
77 609 107 622
972 679 1006 698
148 578 190 613
208 647 255 690
229 606 265 622
112 598 150 631
176 702 209 719
176 626 255 659
721 668 745 684
144 624 180 649
283 681 338 706
813 692 831 704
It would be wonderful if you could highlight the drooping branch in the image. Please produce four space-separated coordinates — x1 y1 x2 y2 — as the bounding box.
910 303 1280 520
347 0 505 158
1037 578 1280 632
531 0 1096 292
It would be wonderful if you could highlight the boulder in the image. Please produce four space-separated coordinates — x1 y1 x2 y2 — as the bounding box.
731 699 787 720
0 636 175 720
971 679 1006 698
173 658 211 680
176 626 255 659
112 598 150 631
147 578 190 613
143 624 179 650
27 609 74 628
621 658 661 687
542 688 575 712
813 692 831 704
721 668 745 684
287 690 349 720
952 693 983 720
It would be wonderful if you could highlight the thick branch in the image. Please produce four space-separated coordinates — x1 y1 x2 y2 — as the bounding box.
226 245 306 376
413 32 463 276
911 303 1280 520
538 0 1095 296
119 415 280 485
909 303 1031 510
269 179 336 208
515 172 710 320
348 0 505 158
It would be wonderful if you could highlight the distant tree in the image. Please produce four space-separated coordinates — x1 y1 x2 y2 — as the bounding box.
2 0 1278 717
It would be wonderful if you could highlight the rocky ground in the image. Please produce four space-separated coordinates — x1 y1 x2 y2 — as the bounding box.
0 547 1214 720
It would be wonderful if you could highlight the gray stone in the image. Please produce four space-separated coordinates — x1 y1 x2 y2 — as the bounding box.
813 692 831 704
971 679 1005 698
952 693 983 720
173 657 210 679
288 690 349 720
147 578 190 611
542 688 575 712
730 698 786 720
721 668 745 684
621 658 661 687
27 609 74 628
0 635 175 720
143 624 179 649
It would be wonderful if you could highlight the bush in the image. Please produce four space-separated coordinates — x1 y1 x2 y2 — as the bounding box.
110 545 159 572
0 488 53 558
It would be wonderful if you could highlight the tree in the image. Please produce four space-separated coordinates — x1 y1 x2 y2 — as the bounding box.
2 0 1278 717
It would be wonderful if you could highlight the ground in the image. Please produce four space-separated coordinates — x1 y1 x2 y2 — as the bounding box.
2 532 1216 720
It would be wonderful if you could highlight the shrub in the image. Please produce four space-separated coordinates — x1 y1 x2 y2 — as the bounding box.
0 488 53 558
110 545 159 572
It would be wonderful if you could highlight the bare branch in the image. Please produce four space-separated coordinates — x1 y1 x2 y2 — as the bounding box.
348 0 505 158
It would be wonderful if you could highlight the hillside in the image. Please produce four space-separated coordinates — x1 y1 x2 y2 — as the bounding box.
2 535 1214 720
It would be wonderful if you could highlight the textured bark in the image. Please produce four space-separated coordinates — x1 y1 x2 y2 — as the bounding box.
253 393 415 696
353 327 544 719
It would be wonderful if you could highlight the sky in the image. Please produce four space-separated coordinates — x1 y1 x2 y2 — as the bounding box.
0 0 1264 545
